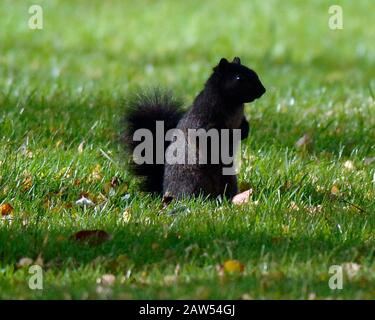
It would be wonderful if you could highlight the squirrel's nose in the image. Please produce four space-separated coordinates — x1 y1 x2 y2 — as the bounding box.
261 85 266 95
256 85 266 98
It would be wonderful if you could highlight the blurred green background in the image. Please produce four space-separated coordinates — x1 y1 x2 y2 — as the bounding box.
0 0 374 152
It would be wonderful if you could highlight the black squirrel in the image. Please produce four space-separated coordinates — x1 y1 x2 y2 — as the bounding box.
122 57 265 200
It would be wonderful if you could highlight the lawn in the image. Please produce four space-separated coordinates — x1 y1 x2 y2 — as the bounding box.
0 0 374 299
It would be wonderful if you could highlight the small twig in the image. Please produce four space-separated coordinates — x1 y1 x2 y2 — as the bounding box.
339 197 366 214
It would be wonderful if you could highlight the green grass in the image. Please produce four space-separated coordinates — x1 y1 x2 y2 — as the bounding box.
0 0 374 299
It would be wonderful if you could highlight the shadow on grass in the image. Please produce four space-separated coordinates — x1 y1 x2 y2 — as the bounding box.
0 224 372 270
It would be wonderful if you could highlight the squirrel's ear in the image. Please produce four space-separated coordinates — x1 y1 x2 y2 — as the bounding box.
218 58 229 68
232 57 241 64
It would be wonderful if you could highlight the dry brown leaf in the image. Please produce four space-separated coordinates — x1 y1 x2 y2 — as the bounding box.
34 254 44 267
92 164 102 177
103 182 112 195
22 173 33 192
96 193 108 204
1 203 14 216
331 185 340 195
306 205 323 214
89 164 103 182
117 183 129 196
110 176 121 188
232 189 252 205
71 230 111 245
223 259 245 273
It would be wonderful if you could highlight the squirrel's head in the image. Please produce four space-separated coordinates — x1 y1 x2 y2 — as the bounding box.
212 57 266 104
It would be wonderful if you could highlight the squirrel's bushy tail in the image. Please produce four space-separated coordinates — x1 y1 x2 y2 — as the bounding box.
121 89 183 194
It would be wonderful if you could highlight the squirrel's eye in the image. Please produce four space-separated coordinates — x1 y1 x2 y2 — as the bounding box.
235 75 241 81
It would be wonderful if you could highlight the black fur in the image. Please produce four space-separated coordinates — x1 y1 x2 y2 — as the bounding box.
121 57 266 199
121 89 183 193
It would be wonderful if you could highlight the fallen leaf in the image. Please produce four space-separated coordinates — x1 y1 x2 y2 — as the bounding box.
216 264 225 277
16 257 34 268
122 207 132 223
308 293 317 300
110 176 121 188
223 259 245 273
343 262 361 279
75 196 95 206
343 160 355 171
1 203 14 216
22 173 33 192
89 164 103 182
306 205 323 214
121 193 131 202
97 274 116 286
103 182 113 195
289 201 300 211
295 133 312 149
117 183 129 196
232 189 252 205
96 192 108 204
71 230 111 245
331 185 340 195
364 157 375 165
34 254 44 267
